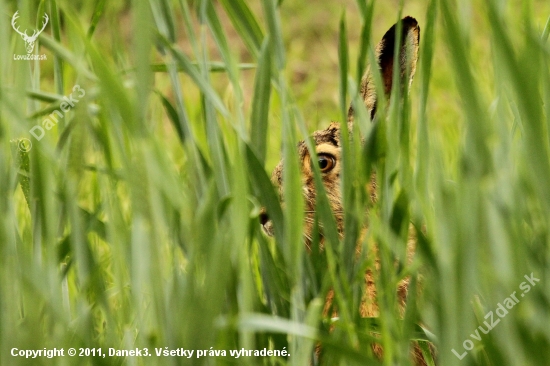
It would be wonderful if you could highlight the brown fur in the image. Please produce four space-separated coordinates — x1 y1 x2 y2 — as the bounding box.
260 17 435 365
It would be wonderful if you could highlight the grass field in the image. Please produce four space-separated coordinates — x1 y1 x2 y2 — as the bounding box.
1 0 550 365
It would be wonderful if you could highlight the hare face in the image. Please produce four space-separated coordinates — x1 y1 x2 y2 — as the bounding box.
260 16 420 250
261 123 344 247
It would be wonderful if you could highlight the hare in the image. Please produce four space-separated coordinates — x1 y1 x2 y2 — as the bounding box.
259 16 434 365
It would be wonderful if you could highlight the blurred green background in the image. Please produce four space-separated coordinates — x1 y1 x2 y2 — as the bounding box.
1 0 550 365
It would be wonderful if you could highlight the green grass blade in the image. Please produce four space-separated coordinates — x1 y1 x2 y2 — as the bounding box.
218 0 264 58
87 0 106 38
261 0 286 70
250 37 272 164
541 14 550 42
158 35 229 117
48 0 64 95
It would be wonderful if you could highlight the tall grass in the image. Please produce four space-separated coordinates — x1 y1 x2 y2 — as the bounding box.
1 0 549 365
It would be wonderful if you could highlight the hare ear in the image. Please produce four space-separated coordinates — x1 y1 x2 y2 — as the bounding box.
348 16 420 122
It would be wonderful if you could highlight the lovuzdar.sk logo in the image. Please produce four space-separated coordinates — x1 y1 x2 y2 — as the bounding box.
12 10 49 61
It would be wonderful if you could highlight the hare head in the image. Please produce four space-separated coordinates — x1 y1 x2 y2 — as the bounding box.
260 17 420 247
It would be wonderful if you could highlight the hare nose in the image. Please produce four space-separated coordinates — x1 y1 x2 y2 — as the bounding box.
259 210 269 226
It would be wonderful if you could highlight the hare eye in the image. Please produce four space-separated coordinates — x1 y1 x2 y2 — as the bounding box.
317 154 335 173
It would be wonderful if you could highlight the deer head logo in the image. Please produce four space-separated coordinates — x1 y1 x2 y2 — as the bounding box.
11 11 49 54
